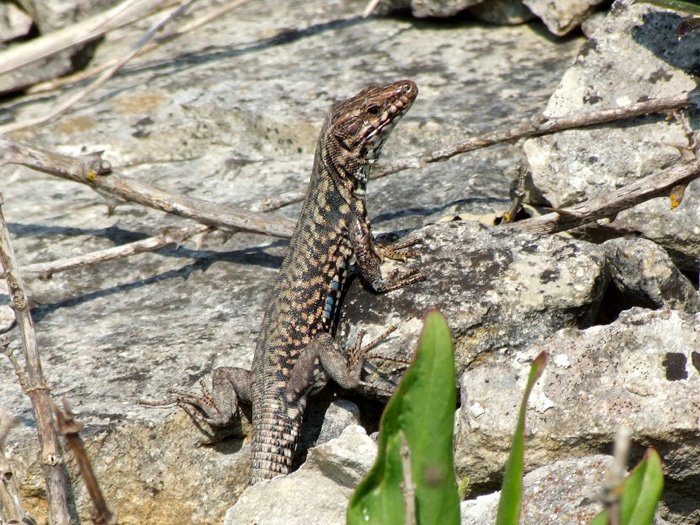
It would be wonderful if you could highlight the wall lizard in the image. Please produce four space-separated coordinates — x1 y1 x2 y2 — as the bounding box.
170 80 422 484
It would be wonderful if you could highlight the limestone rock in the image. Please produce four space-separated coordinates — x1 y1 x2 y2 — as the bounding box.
469 0 535 25
461 455 670 524
523 0 606 35
523 0 700 270
339 220 608 387
0 0 586 521
0 2 33 43
602 237 700 315
224 425 376 525
457 307 700 522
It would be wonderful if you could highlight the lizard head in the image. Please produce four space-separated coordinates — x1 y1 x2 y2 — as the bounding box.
328 80 418 184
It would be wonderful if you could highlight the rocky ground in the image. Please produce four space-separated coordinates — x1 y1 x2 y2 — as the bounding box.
0 0 699 523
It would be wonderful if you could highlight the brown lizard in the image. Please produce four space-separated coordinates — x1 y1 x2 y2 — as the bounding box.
169 80 422 484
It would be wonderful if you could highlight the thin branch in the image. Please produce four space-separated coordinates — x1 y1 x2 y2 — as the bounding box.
399 430 416 525
0 192 71 525
251 189 307 213
25 0 252 95
52 398 116 525
373 94 692 179
254 94 694 213
0 0 179 77
0 136 296 238
362 0 383 18
5 224 210 281
598 427 631 525
509 158 700 234
0 0 195 134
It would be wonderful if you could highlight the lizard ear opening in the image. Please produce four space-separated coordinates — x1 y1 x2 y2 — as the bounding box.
333 131 352 151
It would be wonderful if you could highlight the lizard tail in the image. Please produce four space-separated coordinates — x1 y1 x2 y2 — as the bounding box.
250 402 301 484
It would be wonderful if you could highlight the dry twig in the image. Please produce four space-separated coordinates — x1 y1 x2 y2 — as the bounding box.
510 158 700 233
4 224 210 281
0 412 37 525
0 0 179 78
399 430 416 525
0 136 296 238
0 0 195 134
374 94 692 179
52 398 116 525
254 94 693 212
362 0 383 18
0 192 71 524
28 0 254 95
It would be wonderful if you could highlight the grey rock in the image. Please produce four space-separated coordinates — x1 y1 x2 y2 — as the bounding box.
461 455 669 524
0 281 15 332
0 50 94 95
457 307 700 523
580 9 607 37
224 425 376 525
316 400 361 447
372 0 482 18
410 0 482 17
0 2 33 43
15 0 120 33
523 0 700 270
523 0 606 35
602 237 700 314
469 0 535 25
0 0 120 94
339 220 608 387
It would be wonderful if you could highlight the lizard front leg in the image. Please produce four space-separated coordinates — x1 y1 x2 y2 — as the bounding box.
350 212 424 293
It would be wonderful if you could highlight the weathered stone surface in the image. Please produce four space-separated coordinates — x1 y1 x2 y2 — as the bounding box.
602 237 700 314
580 8 607 37
224 425 375 525
461 455 670 524
0 0 585 522
316 400 361 446
0 50 94 95
0 0 118 94
410 0 482 17
15 0 120 32
523 0 606 35
469 0 535 25
339 220 608 387
523 0 700 270
0 2 33 43
457 307 700 522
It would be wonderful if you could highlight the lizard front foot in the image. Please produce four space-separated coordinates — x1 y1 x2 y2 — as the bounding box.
373 237 422 262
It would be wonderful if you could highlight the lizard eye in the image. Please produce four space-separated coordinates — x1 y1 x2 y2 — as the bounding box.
366 105 380 116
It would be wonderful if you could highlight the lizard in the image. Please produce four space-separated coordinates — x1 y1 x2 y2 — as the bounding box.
169 80 422 484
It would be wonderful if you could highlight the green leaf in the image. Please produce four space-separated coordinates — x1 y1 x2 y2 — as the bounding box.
589 448 664 525
495 351 547 525
347 310 459 525
635 0 700 16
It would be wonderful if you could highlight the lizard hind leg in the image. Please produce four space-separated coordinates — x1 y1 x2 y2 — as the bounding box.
143 366 251 431
285 327 407 403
